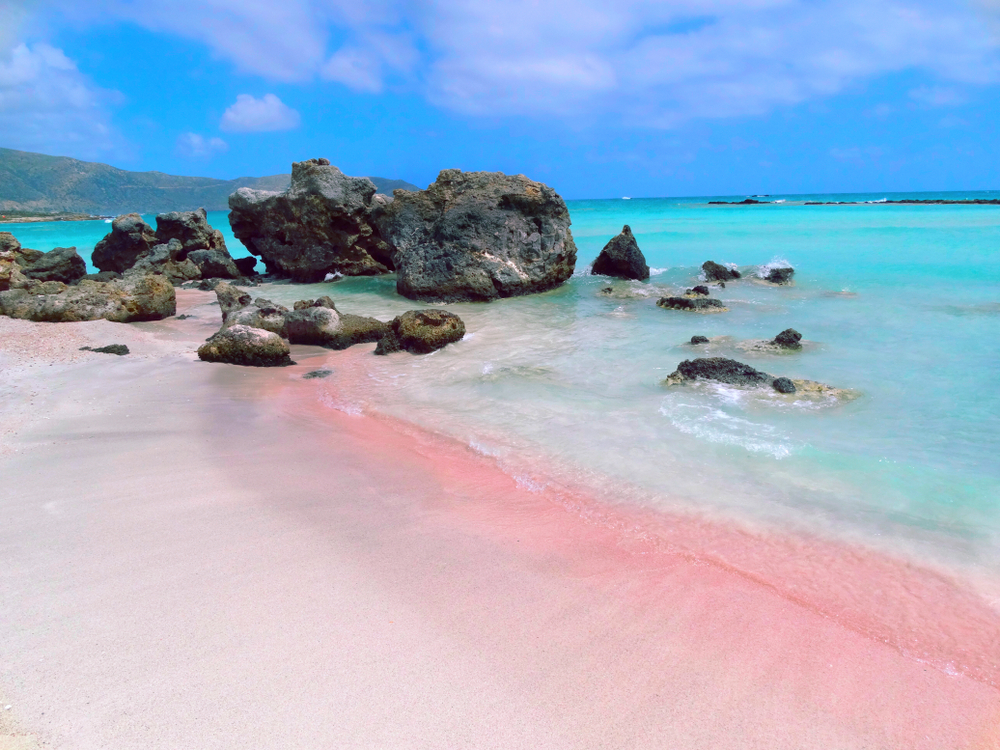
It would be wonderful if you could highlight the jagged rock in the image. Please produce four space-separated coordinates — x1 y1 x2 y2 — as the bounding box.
234 256 258 276
81 271 122 283
376 169 577 302
0 252 29 292
668 357 771 386
591 225 649 280
155 208 228 257
0 232 19 254
657 296 727 312
0 274 176 323
92 214 159 273
764 266 795 284
228 158 394 281
772 376 796 393
689 285 709 296
293 296 336 311
81 344 129 356
213 281 253 319
130 239 202 284
224 297 290 337
197 325 293 367
374 310 465 355
0 232 43 266
284 304 388 349
187 248 239 279
22 246 87 284
773 328 803 349
702 260 741 282
690 335 709 344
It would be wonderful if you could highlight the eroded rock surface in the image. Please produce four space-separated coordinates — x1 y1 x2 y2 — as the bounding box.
376 169 577 302
375 309 466 354
228 158 394 281
0 273 176 322
197 325 293 367
702 260 741 282
92 214 159 273
591 225 649 281
657 296 727 312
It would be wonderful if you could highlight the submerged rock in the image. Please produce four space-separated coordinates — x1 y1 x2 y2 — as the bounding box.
229 158 394 281
0 274 176 323
197 324 294 367
591 225 649 280
772 376 796 394
773 328 803 349
657 296 727 312
763 266 795 285
92 214 159 273
374 310 466 354
81 344 129 356
702 260 741 282
376 169 577 302
668 357 771 386
690 335 709 345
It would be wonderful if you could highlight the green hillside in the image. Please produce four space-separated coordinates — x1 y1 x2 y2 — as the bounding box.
0 147 419 215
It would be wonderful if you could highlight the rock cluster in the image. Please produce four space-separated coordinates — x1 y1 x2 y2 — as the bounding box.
702 260 741 282
663 357 800 395
657 296 727 312
763 266 795 284
591 225 649 280
228 158 393 281
0 273 176 323
376 169 577 302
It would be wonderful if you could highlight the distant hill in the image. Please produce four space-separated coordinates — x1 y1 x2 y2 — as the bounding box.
0 147 420 215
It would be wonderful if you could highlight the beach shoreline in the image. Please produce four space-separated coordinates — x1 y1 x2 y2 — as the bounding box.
1 293 998 748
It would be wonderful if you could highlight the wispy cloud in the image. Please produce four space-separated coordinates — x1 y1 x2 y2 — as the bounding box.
175 132 228 158
220 94 300 133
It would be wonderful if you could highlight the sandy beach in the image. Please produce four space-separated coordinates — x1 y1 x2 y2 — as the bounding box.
1 289 999 749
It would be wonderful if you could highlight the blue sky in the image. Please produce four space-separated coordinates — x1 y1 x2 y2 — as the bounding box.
1 0 998 198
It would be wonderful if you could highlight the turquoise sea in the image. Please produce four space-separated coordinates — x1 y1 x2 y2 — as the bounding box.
5 192 999 578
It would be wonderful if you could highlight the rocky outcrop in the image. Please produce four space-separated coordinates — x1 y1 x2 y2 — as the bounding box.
0 232 43 266
772 377 796 394
233 256 258 277
763 266 795 284
773 328 802 349
374 310 465 355
702 260 741 282
92 214 159 273
22 246 87 284
197 325 293 367
155 208 227 256
669 357 771 386
81 344 129 356
657 296 727 312
213 281 253 319
284 298 388 350
0 274 176 322
228 158 394 281
591 225 649 280
128 239 201 284
690 335 709 345
376 169 577 302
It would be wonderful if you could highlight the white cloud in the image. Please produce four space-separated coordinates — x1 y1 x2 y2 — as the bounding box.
220 93 300 133
176 132 228 157
0 42 120 156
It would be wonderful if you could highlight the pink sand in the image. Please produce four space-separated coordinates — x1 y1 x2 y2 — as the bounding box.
0 297 998 748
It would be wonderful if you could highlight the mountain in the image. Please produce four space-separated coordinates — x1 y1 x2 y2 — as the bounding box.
0 147 420 215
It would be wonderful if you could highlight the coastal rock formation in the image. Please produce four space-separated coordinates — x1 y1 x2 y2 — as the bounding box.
375 169 577 302
129 240 202 284
224 297 290 338
228 158 394 281
0 232 43 266
197 325 293 367
690 335 709 345
773 328 803 349
657 296 727 312
214 281 253 319
374 309 466 355
92 214 159 273
22 246 87 284
702 260 741 282
591 225 649 280
763 266 795 285
772 376 796 394
285 301 389 350
234 256 258 277
0 273 176 323
155 208 227 256
669 357 771 387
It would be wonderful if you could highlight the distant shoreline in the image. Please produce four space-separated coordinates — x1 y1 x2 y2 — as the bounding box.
708 198 1000 206
0 213 104 224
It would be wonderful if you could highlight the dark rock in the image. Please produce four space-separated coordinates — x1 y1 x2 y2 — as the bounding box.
130 239 201 284
591 225 649 280
234 256 258 276
197 325 294 367
719 281 726 288
765 266 795 284
284 305 388 349
303 369 333 379
673 357 771 386
773 328 803 349
657 296 726 311
213 281 253 320
0 232 19 254
772 376 796 394
690 335 709 345
80 271 122 283
702 260 741 282
228 159 394 281
601 286 614 294
92 214 158 273
175 314 194 320
0 232 43 266
23 246 87 284
187 248 239 279
155 208 228 258
375 169 577 302
689 285 710 296
81 344 129 355
374 309 466 354
0 274 176 323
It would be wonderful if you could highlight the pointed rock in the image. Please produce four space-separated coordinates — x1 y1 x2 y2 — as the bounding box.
591 225 649 280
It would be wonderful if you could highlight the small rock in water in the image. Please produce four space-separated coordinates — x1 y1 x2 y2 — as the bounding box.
657 296 727 312
591 225 650 281
303 369 333 379
175 314 194 320
601 286 614 294
702 260 741 282
80 344 130 355
765 266 795 284
690 335 709 345
688 285 710 296
773 328 803 349
772 376 796 394
375 310 466 355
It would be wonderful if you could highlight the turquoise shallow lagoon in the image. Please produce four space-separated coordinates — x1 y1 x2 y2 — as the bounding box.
5 192 1000 576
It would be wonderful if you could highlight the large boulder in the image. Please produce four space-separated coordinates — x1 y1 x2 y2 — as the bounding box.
197 325 293 367
284 302 389 349
0 232 43 266
92 214 159 273
702 260 741 282
376 169 577 302
374 309 465 355
213 281 253 320
591 225 649 280
0 273 176 323
228 158 394 281
130 239 202 284
223 297 290 337
155 208 227 257
22 246 87 284
187 248 239 279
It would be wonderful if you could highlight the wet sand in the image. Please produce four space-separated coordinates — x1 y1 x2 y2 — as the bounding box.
1 291 998 749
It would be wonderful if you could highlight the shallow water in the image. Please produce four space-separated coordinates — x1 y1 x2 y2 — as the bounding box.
5 193 1000 580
